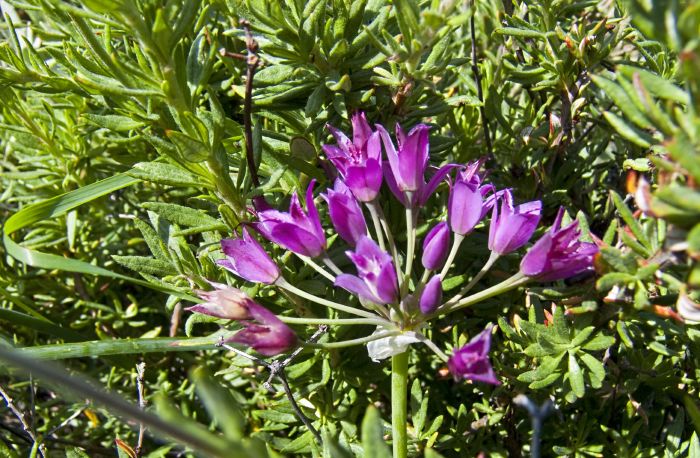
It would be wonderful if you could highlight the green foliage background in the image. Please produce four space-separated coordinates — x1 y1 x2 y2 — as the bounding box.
0 0 699 456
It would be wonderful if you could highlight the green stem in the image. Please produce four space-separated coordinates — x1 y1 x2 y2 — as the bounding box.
15 334 227 360
367 200 387 251
304 330 399 349
403 205 417 294
439 233 465 279
276 278 379 319
435 272 529 317
295 254 336 282
279 316 387 326
392 351 409 458
447 252 500 304
369 201 402 289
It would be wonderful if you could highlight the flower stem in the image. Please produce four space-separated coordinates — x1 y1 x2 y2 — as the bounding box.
295 254 336 282
403 205 417 293
368 201 402 287
447 251 500 304
321 254 343 276
439 233 465 279
391 351 409 458
276 278 378 319
304 330 399 349
415 333 449 362
278 316 388 326
435 272 529 317
367 200 387 251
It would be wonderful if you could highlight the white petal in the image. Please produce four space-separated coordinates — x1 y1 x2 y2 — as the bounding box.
367 329 420 362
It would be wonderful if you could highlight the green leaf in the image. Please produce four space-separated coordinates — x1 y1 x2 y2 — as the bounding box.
494 27 545 39
582 334 615 351
112 256 178 276
191 368 244 441
361 406 391 458
611 190 652 251
166 130 209 162
82 113 145 131
2 174 197 302
618 65 689 104
591 74 652 129
128 162 207 188
141 202 222 227
579 353 605 389
597 272 637 291
568 352 585 398
529 372 561 389
602 111 653 148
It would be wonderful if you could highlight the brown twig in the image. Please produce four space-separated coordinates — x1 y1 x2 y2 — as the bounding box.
0 383 46 457
135 362 147 457
216 326 328 444
470 0 493 158
240 19 261 189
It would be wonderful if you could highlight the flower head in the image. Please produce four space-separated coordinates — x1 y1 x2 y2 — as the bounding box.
227 301 298 356
520 208 598 281
448 162 494 235
322 179 368 247
187 282 257 320
378 122 456 207
323 112 383 202
218 228 281 284
419 275 443 314
488 190 542 255
447 326 500 385
422 222 451 271
335 236 398 305
256 180 326 257
188 284 297 356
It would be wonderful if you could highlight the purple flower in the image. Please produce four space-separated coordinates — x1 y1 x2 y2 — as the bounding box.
422 222 451 271
227 301 298 356
335 236 398 305
488 190 542 255
322 179 368 247
188 284 297 356
256 180 326 257
218 228 281 284
187 282 257 320
448 162 494 235
323 112 383 202
520 208 599 281
378 122 456 207
447 326 500 385
419 275 443 314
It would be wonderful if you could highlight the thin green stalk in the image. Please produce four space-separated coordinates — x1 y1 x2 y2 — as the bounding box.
446 252 500 305
321 254 343 276
367 200 387 251
369 201 402 287
415 333 449 362
403 206 417 293
304 330 399 349
295 254 336 282
439 233 465 279
391 351 409 458
278 316 388 326
435 272 529 317
276 278 379 319
16 334 226 360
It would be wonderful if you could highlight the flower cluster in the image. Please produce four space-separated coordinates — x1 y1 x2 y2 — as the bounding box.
189 112 598 386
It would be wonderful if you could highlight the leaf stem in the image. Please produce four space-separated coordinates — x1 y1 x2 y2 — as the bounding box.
295 254 336 282
368 201 402 289
446 251 500 304
403 205 417 294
